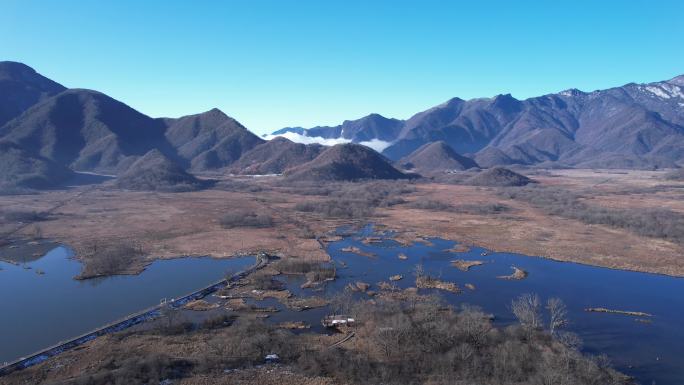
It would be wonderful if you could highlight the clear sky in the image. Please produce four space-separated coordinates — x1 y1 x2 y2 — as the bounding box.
2 0 683 135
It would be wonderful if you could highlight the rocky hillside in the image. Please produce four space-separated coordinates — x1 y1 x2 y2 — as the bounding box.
0 141 73 191
0 61 66 128
272 75 684 169
164 108 264 171
285 143 409 181
229 136 324 175
399 141 478 174
466 167 533 187
115 149 206 192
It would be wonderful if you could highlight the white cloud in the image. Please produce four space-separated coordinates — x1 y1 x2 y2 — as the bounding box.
264 132 393 153
263 132 350 146
358 138 393 152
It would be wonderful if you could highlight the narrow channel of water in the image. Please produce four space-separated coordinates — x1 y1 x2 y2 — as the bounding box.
0 246 252 363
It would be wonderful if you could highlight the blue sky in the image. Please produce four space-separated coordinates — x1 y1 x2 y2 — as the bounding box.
2 0 683 135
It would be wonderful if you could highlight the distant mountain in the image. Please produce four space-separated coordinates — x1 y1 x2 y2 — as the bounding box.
271 75 684 169
472 147 517 168
285 143 409 181
0 141 73 191
0 61 66 128
466 167 533 187
229 136 324 175
164 108 264 171
115 149 205 192
399 141 478 174
273 113 404 142
0 88 175 174
3 62 682 193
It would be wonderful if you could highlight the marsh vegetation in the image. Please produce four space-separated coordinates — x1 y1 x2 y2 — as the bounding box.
500 185 684 244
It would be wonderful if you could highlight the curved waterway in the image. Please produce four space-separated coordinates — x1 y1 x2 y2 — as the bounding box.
0 245 252 364
255 225 683 385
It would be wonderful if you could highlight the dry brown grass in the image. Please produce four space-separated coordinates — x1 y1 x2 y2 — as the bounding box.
2 168 683 278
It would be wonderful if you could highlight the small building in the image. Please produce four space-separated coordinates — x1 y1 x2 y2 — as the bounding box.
322 315 355 328
264 353 279 363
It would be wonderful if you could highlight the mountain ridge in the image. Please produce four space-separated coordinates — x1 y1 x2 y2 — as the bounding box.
271 74 684 168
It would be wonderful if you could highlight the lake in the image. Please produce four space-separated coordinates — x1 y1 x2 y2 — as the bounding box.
0 245 252 364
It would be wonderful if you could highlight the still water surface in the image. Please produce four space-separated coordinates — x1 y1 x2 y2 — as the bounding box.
262 226 684 385
2 226 683 384
0 247 252 363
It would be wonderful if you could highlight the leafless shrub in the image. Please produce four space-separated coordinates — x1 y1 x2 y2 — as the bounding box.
452 203 511 215
251 271 286 290
292 180 414 219
3 210 50 223
274 259 332 275
500 185 684 244
305 266 336 283
216 179 265 192
30 224 43 239
56 292 629 385
547 297 568 335
296 296 629 385
79 240 146 277
294 199 374 219
512 293 543 333
220 209 273 228
408 199 454 211
67 353 193 385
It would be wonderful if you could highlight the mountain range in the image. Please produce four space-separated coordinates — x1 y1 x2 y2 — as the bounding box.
1 61 682 191
272 75 684 169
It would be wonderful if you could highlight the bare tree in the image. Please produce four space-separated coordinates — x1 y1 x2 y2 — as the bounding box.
511 293 543 332
459 305 493 346
547 297 568 335
31 224 43 239
556 331 583 351
413 263 425 278
330 287 354 315
160 303 179 329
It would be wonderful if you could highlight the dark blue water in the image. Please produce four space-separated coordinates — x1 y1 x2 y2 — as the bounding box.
2 229 682 384
268 225 683 385
0 247 252 363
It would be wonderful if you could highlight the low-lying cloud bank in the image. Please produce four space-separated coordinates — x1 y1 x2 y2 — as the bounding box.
263 132 392 153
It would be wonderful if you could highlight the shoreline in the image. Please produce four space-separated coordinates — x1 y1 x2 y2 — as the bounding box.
0 252 269 376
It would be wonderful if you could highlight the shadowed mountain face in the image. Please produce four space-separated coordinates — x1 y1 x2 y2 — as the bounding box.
115 149 205 192
272 76 684 168
466 167 533 187
0 141 73 191
164 108 264 171
0 61 66 128
0 89 175 174
2 61 682 192
399 141 478 174
229 136 324 175
0 64 265 178
285 143 409 181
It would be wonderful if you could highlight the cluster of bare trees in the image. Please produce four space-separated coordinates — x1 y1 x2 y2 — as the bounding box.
79 239 146 277
298 296 629 385
511 293 568 339
3 210 49 223
63 289 629 385
293 180 414 219
219 209 273 228
500 185 684 244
